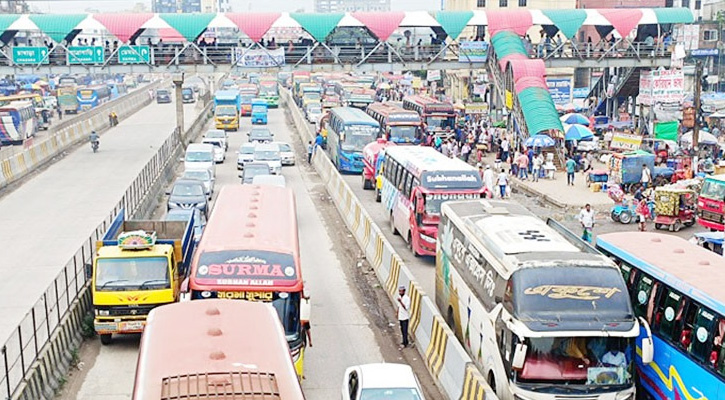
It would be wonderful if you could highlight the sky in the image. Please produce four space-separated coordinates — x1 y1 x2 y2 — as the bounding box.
28 0 442 13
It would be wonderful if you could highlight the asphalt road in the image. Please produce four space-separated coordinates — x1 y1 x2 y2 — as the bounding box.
0 100 201 345
67 108 424 399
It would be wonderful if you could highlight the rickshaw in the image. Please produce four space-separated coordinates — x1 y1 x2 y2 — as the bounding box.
653 186 697 232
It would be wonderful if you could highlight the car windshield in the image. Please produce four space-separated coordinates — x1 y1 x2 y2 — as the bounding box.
308 106 321 113
206 131 225 139
182 89 192 95
342 125 377 152
360 388 423 400
701 179 725 200
183 170 210 181
255 150 279 161
203 141 222 148
244 166 270 181
515 337 633 387
251 130 271 140
216 107 236 116
304 92 321 100
277 143 292 152
157 90 169 96
172 183 204 196
95 257 170 291
240 146 254 155
390 126 417 141
186 151 212 162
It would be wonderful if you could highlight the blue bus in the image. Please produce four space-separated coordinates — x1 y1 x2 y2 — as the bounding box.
326 107 380 173
596 232 725 400
107 82 128 100
0 101 38 144
77 85 111 111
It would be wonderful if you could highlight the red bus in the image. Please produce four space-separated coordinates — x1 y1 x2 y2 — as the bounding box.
402 95 455 134
366 102 423 145
362 138 395 198
132 300 304 400
185 185 308 377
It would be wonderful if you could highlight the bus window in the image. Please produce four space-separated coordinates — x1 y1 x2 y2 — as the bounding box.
678 301 699 350
634 275 654 319
657 289 683 340
690 308 717 363
404 173 413 198
646 282 661 325
713 319 725 374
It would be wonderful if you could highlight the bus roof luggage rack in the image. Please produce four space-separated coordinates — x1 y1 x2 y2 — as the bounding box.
161 371 281 400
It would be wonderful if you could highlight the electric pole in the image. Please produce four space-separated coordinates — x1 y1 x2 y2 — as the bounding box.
693 60 703 173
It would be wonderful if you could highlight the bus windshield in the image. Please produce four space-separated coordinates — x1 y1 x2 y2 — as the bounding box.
517 337 633 387
389 126 417 141
424 193 480 216
701 179 725 200
342 125 377 152
95 257 170 291
426 116 454 130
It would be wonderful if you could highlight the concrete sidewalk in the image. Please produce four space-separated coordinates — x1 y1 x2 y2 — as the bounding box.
0 101 201 343
474 152 612 210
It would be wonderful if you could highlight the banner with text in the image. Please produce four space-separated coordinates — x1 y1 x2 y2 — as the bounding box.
546 78 572 105
235 47 285 67
638 69 684 106
459 41 489 63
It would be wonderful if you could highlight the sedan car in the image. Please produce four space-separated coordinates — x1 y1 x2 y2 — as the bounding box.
253 143 282 175
240 162 272 184
164 209 206 244
248 127 273 143
237 142 256 170
156 89 171 104
204 129 228 150
341 364 425 400
201 138 225 163
181 168 215 199
273 141 295 166
166 179 208 217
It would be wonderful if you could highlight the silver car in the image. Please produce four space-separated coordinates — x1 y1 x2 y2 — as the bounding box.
253 143 282 175
166 179 208 218
204 129 228 150
273 141 295 166
237 142 256 170
181 168 215 199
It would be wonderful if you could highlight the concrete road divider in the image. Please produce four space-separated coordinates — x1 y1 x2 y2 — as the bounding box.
0 81 162 191
282 90 497 400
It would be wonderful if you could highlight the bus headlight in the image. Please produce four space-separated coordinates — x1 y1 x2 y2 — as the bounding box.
95 309 110 316
420 234 436 244
201 291 212 298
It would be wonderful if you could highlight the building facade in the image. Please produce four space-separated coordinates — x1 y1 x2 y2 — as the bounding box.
151 0 202 13
314 0 390 13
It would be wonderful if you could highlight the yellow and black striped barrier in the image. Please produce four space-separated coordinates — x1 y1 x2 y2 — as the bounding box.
408 283 423 336
385 255 402 295
460 364 489 400
425 315 448 378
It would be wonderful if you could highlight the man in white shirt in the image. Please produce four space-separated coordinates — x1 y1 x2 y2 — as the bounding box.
641 164 652 189
601 348 627 368
397 286 411 349
578 203 596 243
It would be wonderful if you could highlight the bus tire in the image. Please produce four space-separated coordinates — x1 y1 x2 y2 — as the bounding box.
487 372 496 393
100 334 112 345
390 214 399 236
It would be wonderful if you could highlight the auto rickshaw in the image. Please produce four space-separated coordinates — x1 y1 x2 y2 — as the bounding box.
653 186 697 232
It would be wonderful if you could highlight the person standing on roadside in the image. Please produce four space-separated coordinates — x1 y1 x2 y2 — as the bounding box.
641 163 652 189
577 203 595 243
497 168 509 199
397 286 411 349
532 153 543 182
566 155 577 186
307 141 313 163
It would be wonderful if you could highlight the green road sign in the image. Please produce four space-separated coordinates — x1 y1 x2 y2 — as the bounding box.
67 46 104 65
12 47 49 65
118 46 151 64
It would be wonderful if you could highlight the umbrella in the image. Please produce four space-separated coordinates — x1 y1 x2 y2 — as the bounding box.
564 124 594 141
681 130 718 145
560 112 589 125
525 134 556 148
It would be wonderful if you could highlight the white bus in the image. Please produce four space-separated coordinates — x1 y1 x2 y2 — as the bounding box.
436 200 652 400
381 146 485 256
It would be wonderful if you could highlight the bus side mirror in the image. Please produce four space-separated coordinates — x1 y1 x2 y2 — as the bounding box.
639 317 654 364
415 192 424 214
301 296 311 322
512 343 527 370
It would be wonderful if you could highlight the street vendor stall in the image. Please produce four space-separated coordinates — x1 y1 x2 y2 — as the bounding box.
608 150 656 192
653 185 697 232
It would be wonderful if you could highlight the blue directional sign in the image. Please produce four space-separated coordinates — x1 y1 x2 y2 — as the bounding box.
12 47 49 65
118 46 151 64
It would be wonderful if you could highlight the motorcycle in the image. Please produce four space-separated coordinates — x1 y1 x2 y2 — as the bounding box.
91 140 99 153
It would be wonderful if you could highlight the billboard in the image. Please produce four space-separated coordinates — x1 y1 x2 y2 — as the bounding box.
638 69 684 106
546 78 572 105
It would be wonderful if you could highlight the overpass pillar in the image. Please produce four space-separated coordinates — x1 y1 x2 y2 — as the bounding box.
173 72 185 145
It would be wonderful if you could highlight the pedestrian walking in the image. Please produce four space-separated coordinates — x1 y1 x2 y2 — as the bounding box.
307 141 313 163
500 137 510 163
483 165 495 198
532 153 543 182
577 203 595 242
641 163 652 189
636 199 650 231
566 156 577 185
461 142 471 163
517 152 529 180
56 105 62 120
497 168 509 199
397 286 411 349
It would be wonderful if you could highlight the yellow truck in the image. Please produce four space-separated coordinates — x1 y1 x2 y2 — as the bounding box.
213 90 241 131
92 209 195 344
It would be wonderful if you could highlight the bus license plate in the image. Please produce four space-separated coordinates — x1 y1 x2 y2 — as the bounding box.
121 321 145 331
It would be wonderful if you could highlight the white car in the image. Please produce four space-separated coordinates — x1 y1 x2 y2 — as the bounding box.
202 138 226 163
181 168 215 199
237 142 256 170
341 363 425 400
306 105 322 124
253 143 282 175
273 141 295 166
204 129 228 151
